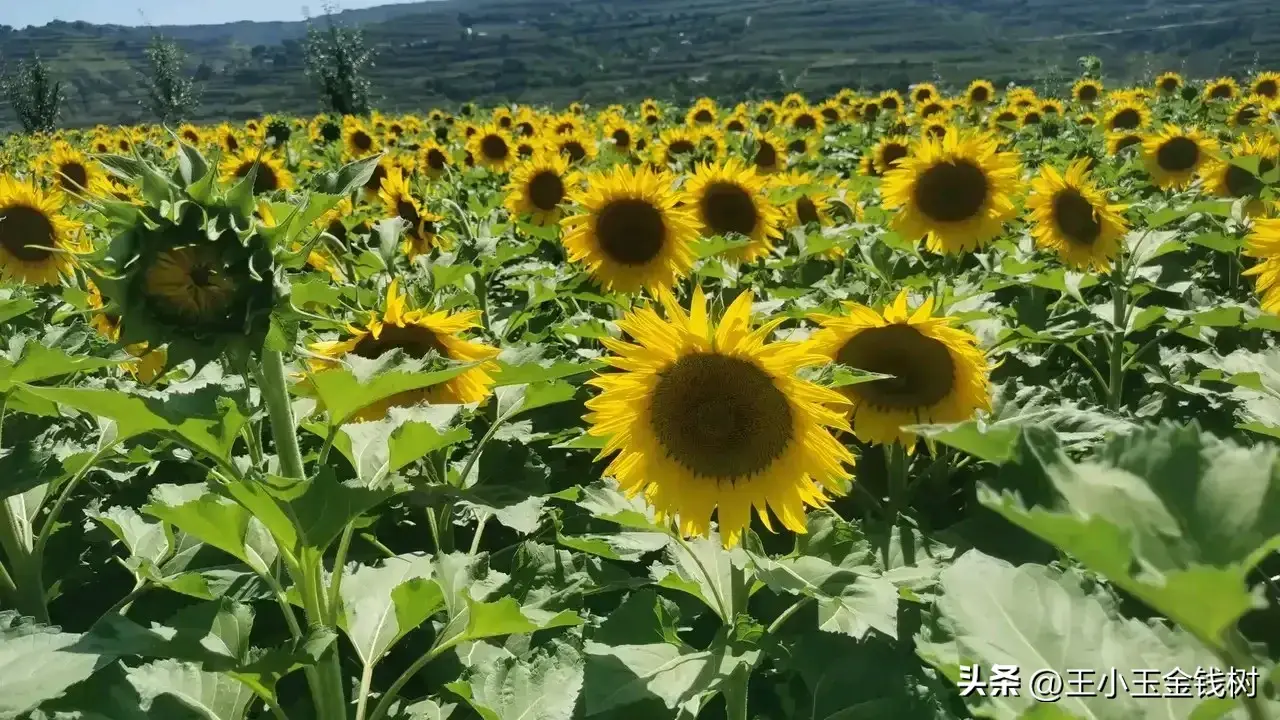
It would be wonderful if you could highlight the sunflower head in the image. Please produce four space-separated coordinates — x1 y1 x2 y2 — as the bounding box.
39 141 107 197
1026 158 1129 272
343 117 380 158
1141 124 1217 190
505 152 581 227
1103 99 1151 132
466 124 517 172
560 164 699 294
749 132 788 174
585 286 855 547
1202 133 1279 212
966 79 996 107
880 129 1023 254
806 290 991 449
1251 71 1280 99
218 150 295 195
911 83 938 105
1155 71 1184 95
686 157 785 264
1072 79 1103 105
0 175 85 286
878 90 903 113
1204 77 1240 102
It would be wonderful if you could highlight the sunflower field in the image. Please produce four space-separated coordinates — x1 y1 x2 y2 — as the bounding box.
4 66 1280 720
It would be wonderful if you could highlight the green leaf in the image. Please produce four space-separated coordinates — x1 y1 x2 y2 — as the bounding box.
448 639 584 720
582 641 714 716
577 482 665 532
86 505 173 570
650 532 750 622
0 336 123 392
323 405 469 487
143 484 279 574
124 659 254 720
917 551 1221 720
0 294 38 325
979 424 1280 647
490 349 603 386
26 367 249 463
494 381 579 421
340 553 444 667
909 381 1136 463
746 547 900 640
309 355 480 426
1193 348 1280 437
0 612 118 718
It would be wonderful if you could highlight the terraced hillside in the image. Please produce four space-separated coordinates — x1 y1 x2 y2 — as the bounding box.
1 0 1275 128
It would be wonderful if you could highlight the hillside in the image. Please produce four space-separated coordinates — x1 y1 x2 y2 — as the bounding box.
1 0 1276 129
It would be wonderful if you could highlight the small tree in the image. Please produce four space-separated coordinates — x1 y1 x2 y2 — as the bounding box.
139 36 201 125
1 55 63 134
303 5 373 117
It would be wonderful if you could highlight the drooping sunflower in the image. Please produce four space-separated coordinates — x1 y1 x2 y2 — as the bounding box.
1155 71 1184 95
504 152 582 227
1072 78 1103 105
309 279 500 421
1141 125 1216 190
1204 77 1240 101
1251 71 1280 99
685 157 784 264
467 124 518 172
1103 100 1151 132
880 129 1022 254
584 286 856 547
378 168 448 260
911 83 939 105
1201 133 1279 215
806 290 991 448
39 141 107 197
343 117 380 158
1025 158 1129 272
0 176 83 286
965 79 996 107
218 150 295 195
561 164 699 294
84 280 167 384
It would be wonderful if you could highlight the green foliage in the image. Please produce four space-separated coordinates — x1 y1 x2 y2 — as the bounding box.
138 36 202 125
302 7 373 118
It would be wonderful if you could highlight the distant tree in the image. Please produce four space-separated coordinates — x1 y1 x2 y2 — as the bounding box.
303 5 374 116
1 55 63 134
138 36 201 125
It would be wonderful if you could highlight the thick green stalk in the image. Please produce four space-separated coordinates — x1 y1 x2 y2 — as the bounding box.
722 664 750 720
256 350 347 720
1106 262 1128 413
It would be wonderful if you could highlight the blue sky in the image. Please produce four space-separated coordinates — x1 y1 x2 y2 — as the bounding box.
3 0 424 29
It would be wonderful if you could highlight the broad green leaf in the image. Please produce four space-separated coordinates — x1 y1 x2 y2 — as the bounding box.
221 469 393 554
26 367 249 463
322 404 468 487
86 505 173 570
917 551 1220 720
746 548 900 640
143 484 279 574
0 294 37 325
124 659 254 720
0 339 123 392
577 482 664 532
1193 348 1280 438
0 612 117 718
448 639 584 720
979 424 1280 647
582 641 715 716
490 348 603 386
340 553 444 667
650 532 750 622
308 354 480 426
909 381 1136 463
493 380 579 421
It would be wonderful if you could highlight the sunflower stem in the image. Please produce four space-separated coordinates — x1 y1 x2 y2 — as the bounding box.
885 442 910 525
1106 260 1128 412
722 663 751 720
257 349 307 481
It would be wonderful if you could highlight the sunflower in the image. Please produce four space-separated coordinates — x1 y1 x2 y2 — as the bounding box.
1204 77 1240 101
177 123 205 147
141 244 243 327
1201 133 1279 215
686 158 784 264
1155 71 1184 95
307 117 341 146
39 141 107 196
870 135 912 176
378 168 448 259
549 113 587 137
784 134 815 159
1077 113 1099 127
551 130 598 164
878 90 903 113
686 101 719 127
747 130 788 174
1229 96 1266 128
319 197 355 248
1072 79 1103 105
0 176 83 286
343 118 380 158
724 114 749 134
916 98 952 120
1025 158 1129 272
505 152 581 227
988 107 1020 130
218 150 294 195
806 290 991 448
602 117 639 153
911 83 939 105
1040 99 1065 116
1251 71 1280 99
309 280 500 420
492 107 515 130
965 79 996 107
881 129 1022 254
1103 100 1151 132
1107 131 1145 155
772 171 834 233
786 108 824 135
782 92 807 110
920 118 951 140
1006 87 1038 107
561 164 699 294
419 140 453 179
817 100 844 125
215 124 242 154
1019 108 1044 127
584 286 855 547
653 127 702 166
463 124 516 173
1142 125 1216 190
